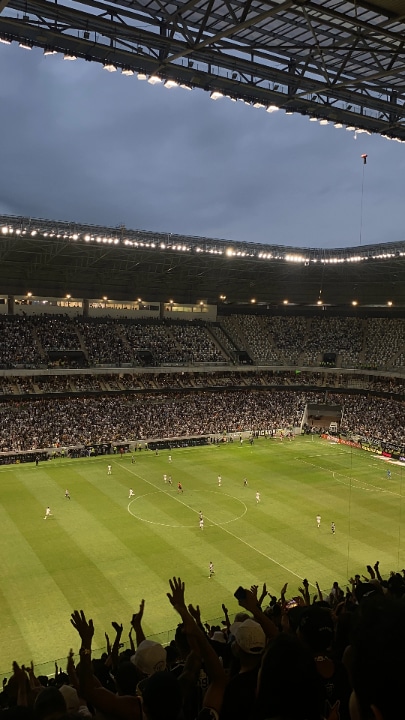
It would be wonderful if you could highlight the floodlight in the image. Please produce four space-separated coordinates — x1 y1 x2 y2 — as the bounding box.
64 53 77 60
137 73 147 80
44 47 57 55
148 75 162 84
104 62 117 72
180 83 192 90
0 35 11 44
19 40 33 50
122 67 134 76
319 119 328 125
164 79 178 88
266 104 279 113
210 91 223 100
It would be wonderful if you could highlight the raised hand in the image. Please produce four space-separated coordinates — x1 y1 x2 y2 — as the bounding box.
131 600 145 628
258 582 268 606
188 603 202 624
111 622 123 636
70 610 95 647
67 649 75 672
167 577 186 612
105 633 111 655
366 565 375 579
235 587 259 613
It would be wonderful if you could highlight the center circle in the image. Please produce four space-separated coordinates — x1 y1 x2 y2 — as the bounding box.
128 489 247 527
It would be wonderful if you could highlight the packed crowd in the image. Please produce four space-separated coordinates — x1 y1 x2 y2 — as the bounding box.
0 388 309 451
33 316 83 353
123 323 182 365
0 387 404 452
336 394 405 447
267 316 307 365
362 318 404 369
0 316 43 367
0 370 404 398
170 325 226 364
0 314 404 371
223 315 282 365
210 325 240 358
76 320 135 366
1 568 404 720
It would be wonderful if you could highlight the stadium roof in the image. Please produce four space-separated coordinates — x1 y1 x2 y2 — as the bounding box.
1 0 405 140
1 215 405 307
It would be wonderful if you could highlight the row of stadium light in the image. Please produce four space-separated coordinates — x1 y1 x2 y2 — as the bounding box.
2 33 404 140
3 224 405 265
19 292 396 307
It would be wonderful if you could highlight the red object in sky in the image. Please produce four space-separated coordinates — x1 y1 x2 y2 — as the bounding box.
361 153 368 164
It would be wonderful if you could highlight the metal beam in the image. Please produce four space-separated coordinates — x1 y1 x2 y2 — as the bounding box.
159 0 295 66
2 0 405 138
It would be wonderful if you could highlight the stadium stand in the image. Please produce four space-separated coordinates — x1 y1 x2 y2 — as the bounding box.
0 313 404 372
2 569 405 720
1 309 405 720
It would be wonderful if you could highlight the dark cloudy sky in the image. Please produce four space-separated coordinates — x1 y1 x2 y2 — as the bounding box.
1 43 404 249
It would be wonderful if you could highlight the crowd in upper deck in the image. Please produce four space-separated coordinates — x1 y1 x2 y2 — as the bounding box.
0 314 403 370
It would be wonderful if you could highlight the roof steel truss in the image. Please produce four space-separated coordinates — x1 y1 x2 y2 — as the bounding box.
1 0 405 138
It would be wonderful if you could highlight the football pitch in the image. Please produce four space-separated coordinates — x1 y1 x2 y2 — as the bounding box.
1 436 405 676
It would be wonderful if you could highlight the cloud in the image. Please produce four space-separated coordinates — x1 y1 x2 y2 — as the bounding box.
0 44 403 248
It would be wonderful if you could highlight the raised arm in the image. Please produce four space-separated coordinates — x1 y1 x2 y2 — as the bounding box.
167 577 227 714
236 587 279 640
131 600 146 646
71 609 141 720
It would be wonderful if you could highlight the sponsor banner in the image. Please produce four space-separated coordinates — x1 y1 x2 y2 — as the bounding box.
320 435 362 450
321 434 394 456
339 438 362 450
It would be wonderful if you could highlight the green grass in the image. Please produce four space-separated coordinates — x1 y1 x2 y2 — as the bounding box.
1 436 405 676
